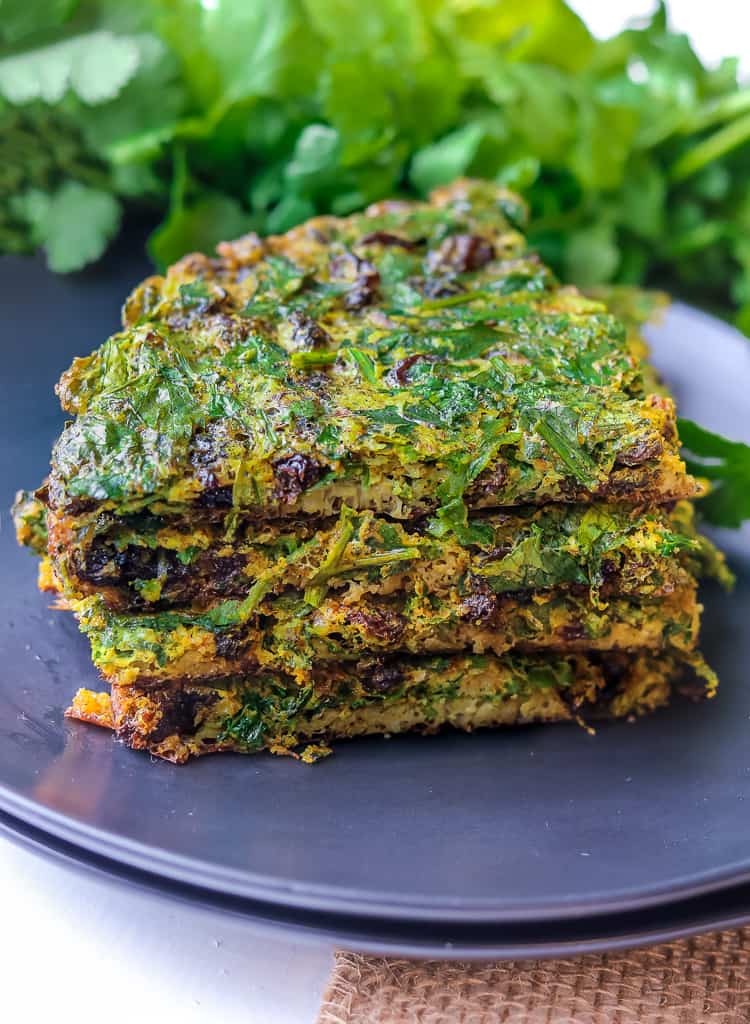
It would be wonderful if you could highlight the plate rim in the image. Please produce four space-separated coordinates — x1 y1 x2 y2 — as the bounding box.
6 767 750 925
5 806 750 959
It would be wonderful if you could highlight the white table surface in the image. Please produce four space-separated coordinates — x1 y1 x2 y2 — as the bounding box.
0 837 333 1024
5 5 744 1022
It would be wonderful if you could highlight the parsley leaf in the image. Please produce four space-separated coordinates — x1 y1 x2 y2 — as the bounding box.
532 407 601 489
23 182 122 273
346 347 380 386
149 192 252 270
678 419 750 528
0 31 140 105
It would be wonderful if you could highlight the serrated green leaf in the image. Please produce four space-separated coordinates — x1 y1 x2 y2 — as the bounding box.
615 160 666 240
564 221 620 286
76 34 186 158
483 63 576 164
286 124 340 180
410 123 484 194
441 0 593 74
156 0 320 110
35 182 122 272
0 31 140 106
70 33 141 105
568 97 638 190
205 0 321 104
266 192 316 233
148 192 254 270
8 188 52 242
679 419 750 528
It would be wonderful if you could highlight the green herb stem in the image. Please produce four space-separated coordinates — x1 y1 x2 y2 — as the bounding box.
670 113 750 182
290 350 338 370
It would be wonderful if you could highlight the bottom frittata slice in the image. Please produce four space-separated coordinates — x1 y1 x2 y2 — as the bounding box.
67 650 716 764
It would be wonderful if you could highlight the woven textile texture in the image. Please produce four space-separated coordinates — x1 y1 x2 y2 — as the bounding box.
317 930 750 1023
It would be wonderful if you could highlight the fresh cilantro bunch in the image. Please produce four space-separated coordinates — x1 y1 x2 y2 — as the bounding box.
0 1 183 270
2 0 749 306
1 0 748 526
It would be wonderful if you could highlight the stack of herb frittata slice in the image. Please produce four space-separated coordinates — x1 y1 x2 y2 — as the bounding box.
14 180 729 762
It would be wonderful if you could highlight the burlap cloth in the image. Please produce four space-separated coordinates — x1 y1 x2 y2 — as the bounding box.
316 929 750 1023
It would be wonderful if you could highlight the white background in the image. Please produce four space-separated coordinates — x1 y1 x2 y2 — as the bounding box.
2 4 745 1022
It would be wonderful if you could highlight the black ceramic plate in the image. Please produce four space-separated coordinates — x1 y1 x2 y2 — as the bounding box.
6 806 750 959
1 238 749 939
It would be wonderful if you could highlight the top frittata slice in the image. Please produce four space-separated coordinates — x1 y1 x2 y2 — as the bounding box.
46 179 697 528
